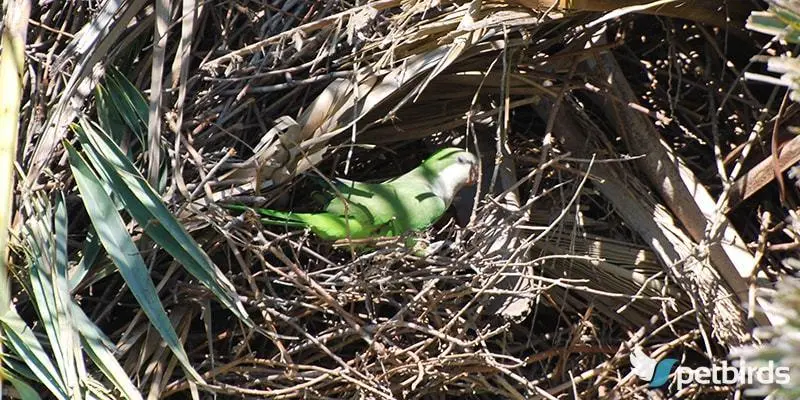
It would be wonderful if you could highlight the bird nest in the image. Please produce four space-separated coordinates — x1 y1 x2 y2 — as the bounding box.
14 0 785 398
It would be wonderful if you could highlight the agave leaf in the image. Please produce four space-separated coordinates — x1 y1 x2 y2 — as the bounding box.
25 194 83 397
3 357 38 382
74 119 251 325
72 304 143 400
772 2 800 34
98 67 148 148
0 305 67 398
23 194 143 399
95 84 129 145
2 368 42 400
69 227 101 291
106 68 148 131
748 9 800 43
65 140 203 383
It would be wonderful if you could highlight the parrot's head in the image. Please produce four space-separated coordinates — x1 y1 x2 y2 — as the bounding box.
422 148 479 204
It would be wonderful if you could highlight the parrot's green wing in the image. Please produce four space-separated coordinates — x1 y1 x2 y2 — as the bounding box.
324 179 447 234
318 148 478 235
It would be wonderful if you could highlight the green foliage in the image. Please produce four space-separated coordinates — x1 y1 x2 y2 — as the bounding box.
4 67 254 397
72 119 251 325
65 140 203 384
1 193 143 399
737 277 800 399
748 1 800 102
95 68 148 150
743 5 800 394
748 2 800 43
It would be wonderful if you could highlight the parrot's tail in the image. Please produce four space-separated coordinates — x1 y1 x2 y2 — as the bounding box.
256 209 310 228
224 204 308 228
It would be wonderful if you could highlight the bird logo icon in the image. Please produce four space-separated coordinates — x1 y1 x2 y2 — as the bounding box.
630 348 679 388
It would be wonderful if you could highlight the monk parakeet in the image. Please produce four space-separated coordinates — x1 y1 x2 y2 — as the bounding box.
229 147 478 241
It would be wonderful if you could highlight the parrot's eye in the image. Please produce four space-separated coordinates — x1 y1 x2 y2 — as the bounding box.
457 155 467 164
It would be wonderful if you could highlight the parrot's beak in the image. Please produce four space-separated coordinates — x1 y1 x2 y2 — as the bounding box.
467 165 478 185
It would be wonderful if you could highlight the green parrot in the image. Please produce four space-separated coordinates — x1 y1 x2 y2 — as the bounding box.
229 147 479 242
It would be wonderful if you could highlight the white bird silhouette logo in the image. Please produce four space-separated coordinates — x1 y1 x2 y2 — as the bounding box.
630 347 658 382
